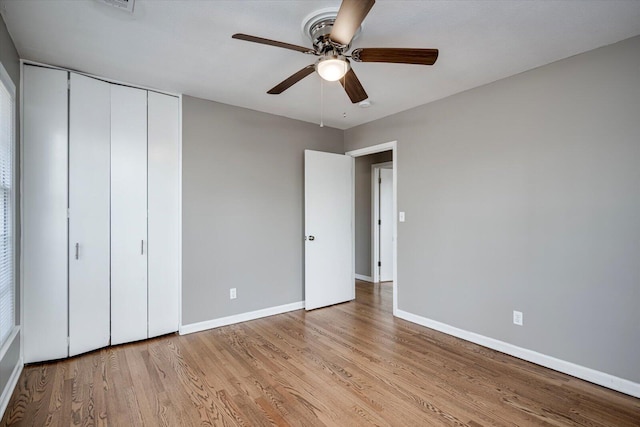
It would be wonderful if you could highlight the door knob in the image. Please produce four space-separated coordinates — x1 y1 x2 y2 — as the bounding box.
308 235 315 241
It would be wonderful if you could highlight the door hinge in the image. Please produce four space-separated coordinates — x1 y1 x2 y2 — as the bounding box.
378 219 381 225
67 208 70 218
378 261 381 267
379 177 382 184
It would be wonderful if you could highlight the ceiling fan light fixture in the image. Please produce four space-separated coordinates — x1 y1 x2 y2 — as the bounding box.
317 56 349 81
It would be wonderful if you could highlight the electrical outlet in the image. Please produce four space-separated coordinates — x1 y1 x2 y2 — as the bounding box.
513 310 523 326
230 288 237 300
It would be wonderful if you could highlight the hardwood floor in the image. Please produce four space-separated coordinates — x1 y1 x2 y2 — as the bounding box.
2 281 639 426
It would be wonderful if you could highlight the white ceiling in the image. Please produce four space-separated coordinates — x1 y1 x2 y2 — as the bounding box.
2 0 640 130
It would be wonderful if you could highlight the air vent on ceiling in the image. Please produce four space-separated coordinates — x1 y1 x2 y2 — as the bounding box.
96 0 135 13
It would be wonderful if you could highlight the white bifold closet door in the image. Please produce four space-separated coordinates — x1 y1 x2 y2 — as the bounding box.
22 66 69 363
110 85 148 345
147 92 180 337
68 74 111 356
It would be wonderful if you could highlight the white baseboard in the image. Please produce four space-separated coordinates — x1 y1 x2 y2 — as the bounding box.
0 356 23 420
355 274 373 282
180 301 305 335
395 309 640 398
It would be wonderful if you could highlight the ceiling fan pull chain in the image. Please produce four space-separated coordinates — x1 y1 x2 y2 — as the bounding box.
320 78 324 128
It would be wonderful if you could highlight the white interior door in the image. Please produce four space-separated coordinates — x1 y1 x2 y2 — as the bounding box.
147 91 180 338
68 73 111 356
22 65 69 363
110 85 148 345
304 150 354 311
379 167 393 281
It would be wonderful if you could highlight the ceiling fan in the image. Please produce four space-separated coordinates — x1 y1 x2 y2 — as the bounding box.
232 0 439 104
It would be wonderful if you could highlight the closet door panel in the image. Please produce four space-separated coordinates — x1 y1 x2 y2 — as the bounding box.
147 92 180 337
68 74 111 356
22 65 69 363
110 85 148 345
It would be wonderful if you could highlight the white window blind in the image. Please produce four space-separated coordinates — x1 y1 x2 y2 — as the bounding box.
0 62 15 349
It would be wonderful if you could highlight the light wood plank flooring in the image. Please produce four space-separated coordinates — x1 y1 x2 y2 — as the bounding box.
2 281 639 426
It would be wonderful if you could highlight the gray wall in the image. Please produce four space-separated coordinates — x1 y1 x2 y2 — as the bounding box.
0 12 21 406
345 36 640 383
355 151 392 278
182 96 343 325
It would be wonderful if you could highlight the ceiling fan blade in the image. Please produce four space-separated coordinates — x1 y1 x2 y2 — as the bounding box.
351 48 439 65
340 68 368 103
232 33 316 55
267 65 316 94
330 0 376 47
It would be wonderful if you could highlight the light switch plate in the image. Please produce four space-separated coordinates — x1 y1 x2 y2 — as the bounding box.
399 212 405 222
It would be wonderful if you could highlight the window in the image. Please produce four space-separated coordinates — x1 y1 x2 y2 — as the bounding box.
0 62 15 349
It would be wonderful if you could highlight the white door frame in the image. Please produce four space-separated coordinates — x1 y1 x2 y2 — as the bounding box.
346 141 398 315
372 161 393 283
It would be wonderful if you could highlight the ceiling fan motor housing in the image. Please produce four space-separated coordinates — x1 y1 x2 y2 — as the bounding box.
303 9 360 55
311 18 338 53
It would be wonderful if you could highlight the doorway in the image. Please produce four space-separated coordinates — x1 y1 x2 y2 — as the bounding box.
372 162 393 283
346 141 398 315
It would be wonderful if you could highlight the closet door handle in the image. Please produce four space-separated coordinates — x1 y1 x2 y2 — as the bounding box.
75 243 79 260
141 240 144 255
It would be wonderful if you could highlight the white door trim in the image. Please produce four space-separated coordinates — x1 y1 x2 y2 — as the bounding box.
177 94 183 333
371 161 393 283
346 141 398 315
